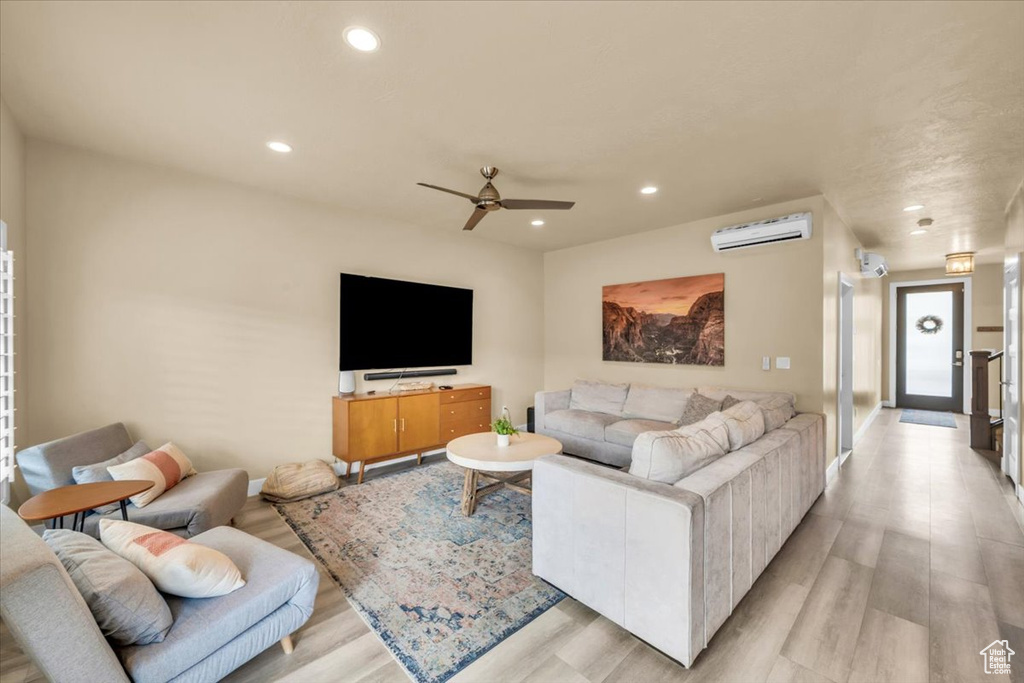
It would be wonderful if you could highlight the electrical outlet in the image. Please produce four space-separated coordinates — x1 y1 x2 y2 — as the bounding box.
776 356 791 370
762 356 771 371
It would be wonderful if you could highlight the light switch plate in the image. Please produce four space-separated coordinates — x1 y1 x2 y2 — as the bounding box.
762 356 771 371
776 356 791 370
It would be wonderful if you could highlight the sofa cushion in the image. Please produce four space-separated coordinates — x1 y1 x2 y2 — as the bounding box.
760 395 795 432
679 393 722 426
698 387 796 411
72 441 151 515
107 443 197 508
569 380 629 415
621 384 692 423
719 401 766 450
605 419 680 448
545 409 620 441
16 423 135 497
82 468 250 538
100 520 245 598
680 412 731 453
629 420 729 484
115 526 319 683
43 529 172 647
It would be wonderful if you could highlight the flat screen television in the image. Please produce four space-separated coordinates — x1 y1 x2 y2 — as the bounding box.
339 273 473 371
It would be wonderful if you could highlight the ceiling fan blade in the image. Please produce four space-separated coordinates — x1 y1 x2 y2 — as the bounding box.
463 207 489 231
417 183 480 202
500 199 575 211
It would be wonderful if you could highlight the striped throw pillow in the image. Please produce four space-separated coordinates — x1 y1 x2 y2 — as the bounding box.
99 519 245 598
106 443 196 507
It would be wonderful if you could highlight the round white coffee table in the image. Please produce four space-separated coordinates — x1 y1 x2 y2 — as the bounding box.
446 432 562 516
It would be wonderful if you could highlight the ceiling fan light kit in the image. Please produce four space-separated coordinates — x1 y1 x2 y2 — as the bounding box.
417 167 575 231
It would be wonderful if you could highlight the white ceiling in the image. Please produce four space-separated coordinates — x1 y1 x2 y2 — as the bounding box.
1 1 1022 269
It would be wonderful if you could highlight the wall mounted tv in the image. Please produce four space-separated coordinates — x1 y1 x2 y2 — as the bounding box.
339 273 473 371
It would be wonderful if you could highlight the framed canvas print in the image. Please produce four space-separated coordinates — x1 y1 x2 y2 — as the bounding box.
603 273 724 365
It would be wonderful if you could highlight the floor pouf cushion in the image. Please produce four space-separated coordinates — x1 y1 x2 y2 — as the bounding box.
261 460 339 503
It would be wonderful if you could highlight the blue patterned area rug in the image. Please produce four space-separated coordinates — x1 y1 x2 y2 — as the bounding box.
273 460 564 683
899 409 958 428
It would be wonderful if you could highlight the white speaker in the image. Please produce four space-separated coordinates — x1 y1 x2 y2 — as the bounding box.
338 370 356 395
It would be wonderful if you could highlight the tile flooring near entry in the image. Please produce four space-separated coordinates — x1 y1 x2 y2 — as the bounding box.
2 409 1023 683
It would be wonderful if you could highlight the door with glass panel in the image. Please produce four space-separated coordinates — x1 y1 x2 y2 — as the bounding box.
896 283 964 411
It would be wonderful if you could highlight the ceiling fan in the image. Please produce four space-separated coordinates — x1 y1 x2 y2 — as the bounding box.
417 167 575 231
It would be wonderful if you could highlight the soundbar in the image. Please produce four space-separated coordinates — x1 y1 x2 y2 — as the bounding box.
363 368 458 381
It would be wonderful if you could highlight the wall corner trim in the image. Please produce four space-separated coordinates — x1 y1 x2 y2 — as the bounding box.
853 402 883 444
826 456 840 484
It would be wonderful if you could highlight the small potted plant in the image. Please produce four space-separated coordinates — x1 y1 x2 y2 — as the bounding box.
491 407 519 447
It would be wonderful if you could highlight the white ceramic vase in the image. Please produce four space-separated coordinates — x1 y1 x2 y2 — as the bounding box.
496 433 511 448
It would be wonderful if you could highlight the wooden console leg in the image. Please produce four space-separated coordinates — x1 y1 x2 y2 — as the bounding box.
357 461 366 485
280 635 294 654
345 461 352 478
417 452 423 465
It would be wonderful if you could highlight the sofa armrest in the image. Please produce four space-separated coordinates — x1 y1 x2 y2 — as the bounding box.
534 389 571 431
532 455 706 666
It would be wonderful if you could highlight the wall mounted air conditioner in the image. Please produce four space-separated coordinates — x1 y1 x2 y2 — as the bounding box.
855 248 889 278
711 212 812 252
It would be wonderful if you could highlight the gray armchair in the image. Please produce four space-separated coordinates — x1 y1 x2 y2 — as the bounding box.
16 423 248 537
0 504 318 683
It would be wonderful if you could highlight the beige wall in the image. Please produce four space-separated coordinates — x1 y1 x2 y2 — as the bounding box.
1006 182 1023 486
0 97 28 502
544 196 826 413
24 141 545 485
821 199 883 462
881 264 1004 411
544 195 883 467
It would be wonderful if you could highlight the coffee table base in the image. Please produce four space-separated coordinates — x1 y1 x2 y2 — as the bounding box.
461 468 532 516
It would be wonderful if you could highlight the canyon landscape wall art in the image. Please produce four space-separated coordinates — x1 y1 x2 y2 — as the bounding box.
603 273 725 365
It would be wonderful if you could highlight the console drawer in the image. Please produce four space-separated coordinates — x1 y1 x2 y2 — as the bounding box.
440 386 491 404
441 420 490 441
441 398 491 422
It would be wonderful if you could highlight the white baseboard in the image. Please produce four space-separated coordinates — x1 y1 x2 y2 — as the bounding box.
1018 483 1023 505
826 456 840 484
881 400 895 408
247 478 266 497
854 402 884 444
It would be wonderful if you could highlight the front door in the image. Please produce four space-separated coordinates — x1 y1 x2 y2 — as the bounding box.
896 283 965 412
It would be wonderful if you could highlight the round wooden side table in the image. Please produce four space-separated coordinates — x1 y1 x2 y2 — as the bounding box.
18 480 155 532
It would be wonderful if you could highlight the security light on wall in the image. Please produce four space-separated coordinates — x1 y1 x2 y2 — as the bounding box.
945 252 975 276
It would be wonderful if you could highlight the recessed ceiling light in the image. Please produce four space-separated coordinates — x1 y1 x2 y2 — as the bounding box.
640 186 658 195
910 229 927 235
344 26 380 52
266 141 292 153
903 204 924 212
531 219 545 227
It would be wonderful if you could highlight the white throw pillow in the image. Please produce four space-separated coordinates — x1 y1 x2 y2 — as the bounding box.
100 520 245 598
568 379 629 415
629 414 730 484
107 442 196 508
719 401 766 450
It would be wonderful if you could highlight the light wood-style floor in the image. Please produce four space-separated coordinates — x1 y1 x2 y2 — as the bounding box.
3 408 1023 683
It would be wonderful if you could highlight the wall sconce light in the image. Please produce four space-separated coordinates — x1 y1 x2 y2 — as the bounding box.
945 252 975 276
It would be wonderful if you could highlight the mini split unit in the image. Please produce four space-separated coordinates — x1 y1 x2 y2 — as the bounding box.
710 212 812 252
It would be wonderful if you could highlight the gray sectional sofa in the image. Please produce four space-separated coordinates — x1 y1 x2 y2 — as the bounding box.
532 380 824 667
0 504 318 683
535 380 797 467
